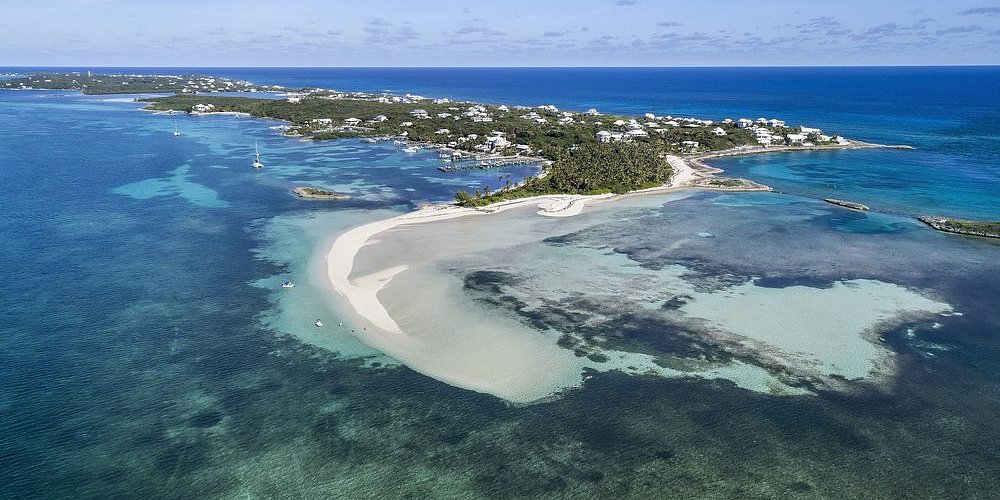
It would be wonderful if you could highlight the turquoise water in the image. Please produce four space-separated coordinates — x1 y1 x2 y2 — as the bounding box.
1 69 998 498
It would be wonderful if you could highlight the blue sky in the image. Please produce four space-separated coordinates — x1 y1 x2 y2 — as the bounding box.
2 0 1000 66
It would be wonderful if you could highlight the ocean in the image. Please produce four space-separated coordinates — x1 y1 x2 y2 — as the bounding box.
0 67 998 499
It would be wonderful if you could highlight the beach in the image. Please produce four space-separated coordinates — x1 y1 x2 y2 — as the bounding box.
325 153 704 334
319 152 952 401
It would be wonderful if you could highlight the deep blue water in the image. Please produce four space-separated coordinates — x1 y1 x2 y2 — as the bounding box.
1 68 998 498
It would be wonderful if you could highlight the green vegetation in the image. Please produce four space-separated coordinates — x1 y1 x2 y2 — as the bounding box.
919 216 1000 238
706 178 745 187
1 72 853 207
0 72 265 94
455 142 672 206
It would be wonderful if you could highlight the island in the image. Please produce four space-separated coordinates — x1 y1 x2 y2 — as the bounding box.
824 198 870 211
918 216 1000 239
293 186 351 201
0 72 273 94
5 72 909 207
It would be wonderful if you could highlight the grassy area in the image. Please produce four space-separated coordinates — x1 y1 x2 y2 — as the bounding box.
0 72 264 94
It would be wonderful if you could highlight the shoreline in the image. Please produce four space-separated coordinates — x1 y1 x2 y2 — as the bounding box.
324 154 717 354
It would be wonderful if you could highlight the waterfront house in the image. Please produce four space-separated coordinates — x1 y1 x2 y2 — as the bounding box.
344 117 362 126
786 133 806 144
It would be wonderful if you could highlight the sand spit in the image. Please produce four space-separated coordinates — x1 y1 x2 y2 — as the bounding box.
319 152 948 402
321 158 711 401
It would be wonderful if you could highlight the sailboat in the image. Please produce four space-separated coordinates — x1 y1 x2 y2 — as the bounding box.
173 122 181 137
252 142 264 169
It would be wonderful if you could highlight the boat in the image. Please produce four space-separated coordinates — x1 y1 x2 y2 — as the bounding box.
173 122 181 137
314 319 323 327
281 281 295 288
252 142 264 169
402 146 419 154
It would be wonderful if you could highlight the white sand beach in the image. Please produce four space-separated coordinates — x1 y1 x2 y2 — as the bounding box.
317 153 951 401
321 157 707 401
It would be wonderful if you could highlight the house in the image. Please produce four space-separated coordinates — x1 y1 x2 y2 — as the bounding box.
344 117 362 126
434 128 451 135
738 119 754 129
800 126 822 135
681 140 699 149
644 113 656 120
711 127 727 136
786 133 807 144
585 108 601 116
515 144 532 153
768 119 785 128
533 117 548 125
596 131 614 143
436 112 452 119
626 129 649 138
409 109 429 119
497 105 510 112
372 114 388 122
486 135 509 149
400 121 414 127
191 103 215 113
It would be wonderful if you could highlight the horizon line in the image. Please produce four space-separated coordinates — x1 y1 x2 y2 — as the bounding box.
3 64 999 70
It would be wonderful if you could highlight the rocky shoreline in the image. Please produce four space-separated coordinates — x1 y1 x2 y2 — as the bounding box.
918 216 1000 239
293 186 351 201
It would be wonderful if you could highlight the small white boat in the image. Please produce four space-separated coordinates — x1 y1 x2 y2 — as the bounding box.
252 142 264 169
402 146 418 154
314 319 323 327
281 281 295 288
173 123 181 137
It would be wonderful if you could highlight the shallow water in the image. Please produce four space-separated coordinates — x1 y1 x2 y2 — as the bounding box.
2 69 999 499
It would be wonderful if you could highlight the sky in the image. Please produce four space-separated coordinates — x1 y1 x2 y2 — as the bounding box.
2 0 1000 67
